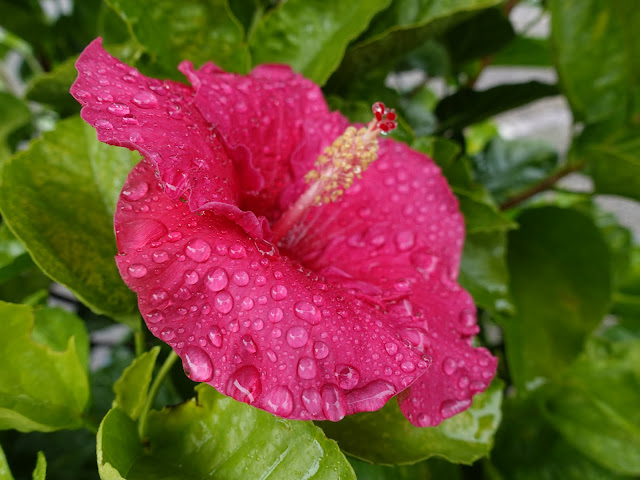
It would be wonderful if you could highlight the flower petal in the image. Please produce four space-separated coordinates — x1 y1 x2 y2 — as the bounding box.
115 160 431 421
180 61 348 219
280 140 497 426
70 38 266 238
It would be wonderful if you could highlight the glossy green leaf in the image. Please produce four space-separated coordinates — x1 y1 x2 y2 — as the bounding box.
493 35 553 67
550 0 640 123
249 0 390 85
329 0 503 88
32 307 90 371
0 443 14 480
613 247 640 318
542 337 640 475
0 92 31 160
113 347 160 421
0 301 89 432
573 121 640 202
0 223 32 284
319 380 503 465
348 457 461 480
98 385 355 479
460 232 512 314
26 56 80 118
436 82 559 132
473 137 560 204
31 451 46 480
491 395 629 480
0 116 138 326
505 207 612 389
105 0 250 75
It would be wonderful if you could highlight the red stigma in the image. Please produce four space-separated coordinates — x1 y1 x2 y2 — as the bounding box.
371 102 397 134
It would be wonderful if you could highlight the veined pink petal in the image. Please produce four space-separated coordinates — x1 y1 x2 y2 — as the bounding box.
115 161 430 421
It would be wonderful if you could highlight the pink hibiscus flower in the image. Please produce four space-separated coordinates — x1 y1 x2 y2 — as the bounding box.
71 38 496 426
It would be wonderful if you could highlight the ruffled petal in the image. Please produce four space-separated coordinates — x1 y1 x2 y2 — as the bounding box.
280 140 497 426
115 161 431 421
70 38 266 238
180 61 349 219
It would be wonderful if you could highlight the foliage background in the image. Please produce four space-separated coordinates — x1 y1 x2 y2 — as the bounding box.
1 0 639 478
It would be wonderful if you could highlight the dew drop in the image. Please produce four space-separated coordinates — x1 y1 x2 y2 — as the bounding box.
266 349 277 362
384 342 398 356
294 301 321 325
160 328 175 341
395 231 415 251
255 275 267 286
127 264 147 278
297 357 317 379
207 326 223 348
263 385 294 417
458 308 479 335
313 341 329 359
107 102 131 117
286 326 309 348
270 285 288 301
321 384 347 421
167 231 182 242
214 291 234 314
232 270 249 286
184 270 199 285
242 335 258 354
181 346 213 382
241 297 254 311
443 357 457 375
147 310 163 324
122 114 139 125
185 239 211 262
416 413 432 427
132 91 158 109
226 365 262 404
205 268 228 291
229 244 247 259
152 250 169 263
95 118 113 130
253 319 264 331
335 365 360 390
401 361 416 373
302 388 322 415
268 307 283 323
151 289 169 305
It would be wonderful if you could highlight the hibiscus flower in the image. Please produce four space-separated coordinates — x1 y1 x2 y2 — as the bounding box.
71 38 496 426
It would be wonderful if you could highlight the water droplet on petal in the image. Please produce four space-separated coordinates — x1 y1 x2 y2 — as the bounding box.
416 413 432 427
229 244 247 259
385 342 398 355
335 364 360 390
226 365 262 404
182 346 213 382
185 239 211 262
214 291 234 314
205 268 228 291
401 361 416 373
443 357 457 375
266 349 277 362
270 285 288 301
302 388 322 415
294 301 321 325
286 326 309 348
242 335 258 354
160 328 175 341
241 297 254 311
132 91 158 109
151 289 169 305
95 118 113 130
108 102 130 116
321 384 347 421
395 231 415 251
167 231 182 242
297 357 317 379
268 307 283 323
313 341 329 359
127 264 147 278
458 308 479 335
184 270 199 285
147 310 163 324
232 270 249 286
152 250 169 263
263 385 294 417
207 326 223 347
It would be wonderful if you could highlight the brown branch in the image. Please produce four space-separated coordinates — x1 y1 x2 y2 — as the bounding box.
499 162 586 211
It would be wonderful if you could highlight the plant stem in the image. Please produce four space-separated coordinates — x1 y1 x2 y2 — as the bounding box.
499 162 585 211
137 350 179 441
134 327 145 357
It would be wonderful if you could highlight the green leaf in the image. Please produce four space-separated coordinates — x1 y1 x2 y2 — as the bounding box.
26 56 80 118
613 247 640 318
31 451 46 480
0 116 139 326
348 457 462 480
0 223 32 284
329 0 504 89
505 207 612 389
573 121 640 202
491 395 630 480
460 231 513 314
0 92 31 160
542 337 640 475
473 137 560 204
98 385 355 479
493 35 553 67
249 0 391 85
319 380 503 465
32 307 90 371
0 301 89 432
550 0 640 123
0 443 14 480
113 347 160 421
105 0 250 76
442 7 515 65
436 82 559 132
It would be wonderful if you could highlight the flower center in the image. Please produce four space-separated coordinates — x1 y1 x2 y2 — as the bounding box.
271 102 397 245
